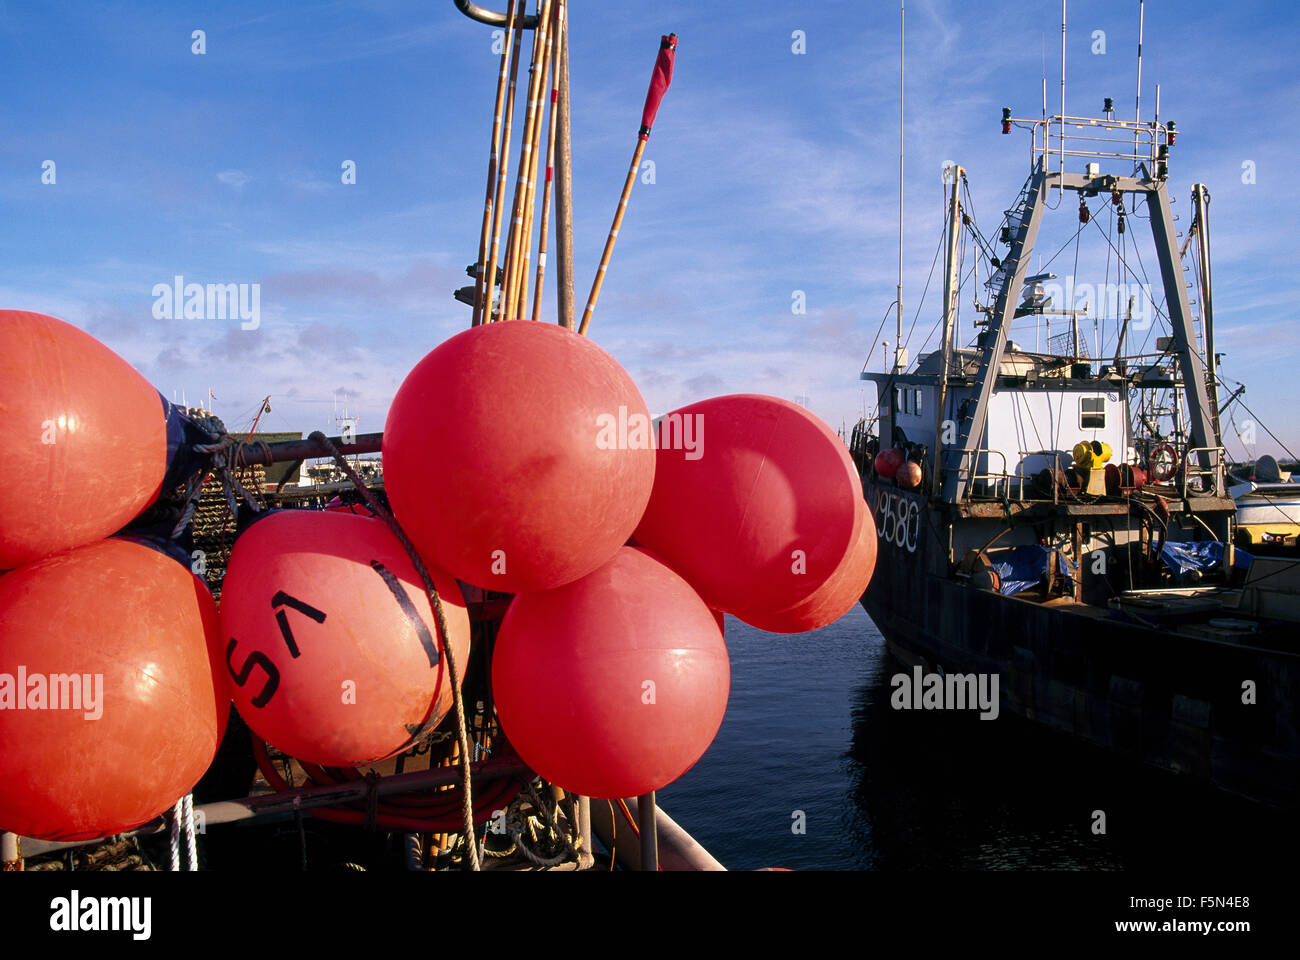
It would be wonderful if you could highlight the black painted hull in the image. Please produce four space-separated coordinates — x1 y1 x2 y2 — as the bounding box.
860 479 1300 807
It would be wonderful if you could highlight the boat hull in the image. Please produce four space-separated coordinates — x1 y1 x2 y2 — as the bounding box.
859 478 1300 808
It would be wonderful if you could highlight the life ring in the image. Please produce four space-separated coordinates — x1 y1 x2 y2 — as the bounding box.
1148 443 1178 482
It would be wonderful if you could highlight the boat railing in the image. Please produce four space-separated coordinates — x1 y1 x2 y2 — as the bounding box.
1180 446 1227 499
1011 112 1173 175
946 448 1009 500
1015 450 1070 505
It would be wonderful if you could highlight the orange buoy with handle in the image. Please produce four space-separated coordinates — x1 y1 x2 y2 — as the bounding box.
633 394 863 616
384 321 655 592
0 310 168 570
220 510 470 767
0 537 228 841
492 546 729 799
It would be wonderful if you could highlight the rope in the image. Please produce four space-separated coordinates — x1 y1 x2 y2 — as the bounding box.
168 799 180 872
168 794 197 871
307 431 481 871
182 794 197 870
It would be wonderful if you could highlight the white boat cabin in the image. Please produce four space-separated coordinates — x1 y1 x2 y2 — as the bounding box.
868 345 1129 497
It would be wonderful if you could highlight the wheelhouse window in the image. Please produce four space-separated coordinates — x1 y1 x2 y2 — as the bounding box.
914 389 923 415
1080 396 1105 430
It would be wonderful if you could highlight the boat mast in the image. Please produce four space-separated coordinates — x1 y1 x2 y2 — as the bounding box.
933 164 962 494
1192 183 1219 439
895 1 904 375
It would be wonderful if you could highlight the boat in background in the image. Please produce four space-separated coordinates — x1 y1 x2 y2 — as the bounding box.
853 80 1299 805
1228 455 1300 554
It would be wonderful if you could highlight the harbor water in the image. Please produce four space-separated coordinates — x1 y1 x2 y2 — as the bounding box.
658 604 1297 871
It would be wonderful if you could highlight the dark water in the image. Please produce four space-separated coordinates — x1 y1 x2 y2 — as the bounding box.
657 604 1298 871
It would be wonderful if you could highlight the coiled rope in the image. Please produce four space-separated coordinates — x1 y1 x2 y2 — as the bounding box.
307 431 481 870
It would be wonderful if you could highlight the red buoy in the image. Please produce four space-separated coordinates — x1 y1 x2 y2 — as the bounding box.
492 547 729 799
896 460 923 489
0 311 167 570
384 321 655 592
874 447 904 479
735 509 876 633
0 538 228 841
633 394 863 614
220 510 470 767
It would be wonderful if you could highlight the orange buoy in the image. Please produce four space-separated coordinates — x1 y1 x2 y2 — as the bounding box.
384 321 655 592
492 547 729 799
220 510 470 766
0 311 168 570
0 538 228 841
633 394 863 615
735 508 876 633
874 447 904 479
896 460 923 489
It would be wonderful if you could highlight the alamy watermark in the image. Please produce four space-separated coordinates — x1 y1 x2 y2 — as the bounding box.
595 406 704 460
1038 278 1153 331
152 275 260 330
890 665 999 719
0 667 104 720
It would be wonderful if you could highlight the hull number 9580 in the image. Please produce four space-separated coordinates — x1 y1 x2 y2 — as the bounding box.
876 488 919 553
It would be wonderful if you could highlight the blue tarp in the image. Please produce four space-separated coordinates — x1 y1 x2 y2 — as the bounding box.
1160 541 1252 584
989 545 1050 596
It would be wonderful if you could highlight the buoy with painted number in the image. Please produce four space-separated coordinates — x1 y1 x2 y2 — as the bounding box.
0 537 227 841
384 321 655 592
0 310 169 569
492 547 729 799
220 510 470 766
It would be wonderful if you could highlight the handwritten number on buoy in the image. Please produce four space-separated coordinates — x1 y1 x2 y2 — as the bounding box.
225 638 280 708
270 591 327 659
369 560 441 668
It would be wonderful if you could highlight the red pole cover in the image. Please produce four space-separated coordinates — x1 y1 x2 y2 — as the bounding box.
638 33 677 140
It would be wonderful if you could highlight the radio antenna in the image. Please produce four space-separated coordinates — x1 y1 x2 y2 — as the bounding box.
1135 0 1145 163
1059 1 1066 181
895 1 904 373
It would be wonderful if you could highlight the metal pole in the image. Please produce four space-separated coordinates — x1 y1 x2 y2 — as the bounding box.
1135 0 1144 161
13 759 531 859
1060 0 1066 182
1 832 21 871
577 795 594 869
1193 184 1219 440
637 791 658 871
933 165 962 495
233 432 382 467
555 5 575 329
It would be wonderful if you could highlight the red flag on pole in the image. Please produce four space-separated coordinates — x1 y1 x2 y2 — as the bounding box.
639 34 677 140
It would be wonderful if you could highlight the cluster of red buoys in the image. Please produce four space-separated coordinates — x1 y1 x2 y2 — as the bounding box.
0 310 875 840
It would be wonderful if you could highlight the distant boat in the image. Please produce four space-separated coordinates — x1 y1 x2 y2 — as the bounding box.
1228 455 1300 554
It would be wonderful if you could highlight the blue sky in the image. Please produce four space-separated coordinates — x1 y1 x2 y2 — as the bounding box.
2 0 1297 455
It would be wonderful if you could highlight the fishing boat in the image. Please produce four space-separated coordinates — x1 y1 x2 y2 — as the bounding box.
852 21 1299 807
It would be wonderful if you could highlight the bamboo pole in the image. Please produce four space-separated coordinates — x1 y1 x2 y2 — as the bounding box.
501 0 554 321
484 0 528 323
531 0 565 321
554 5 575 329
511 0 556 322
578 33 677 336
471 0 519 326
